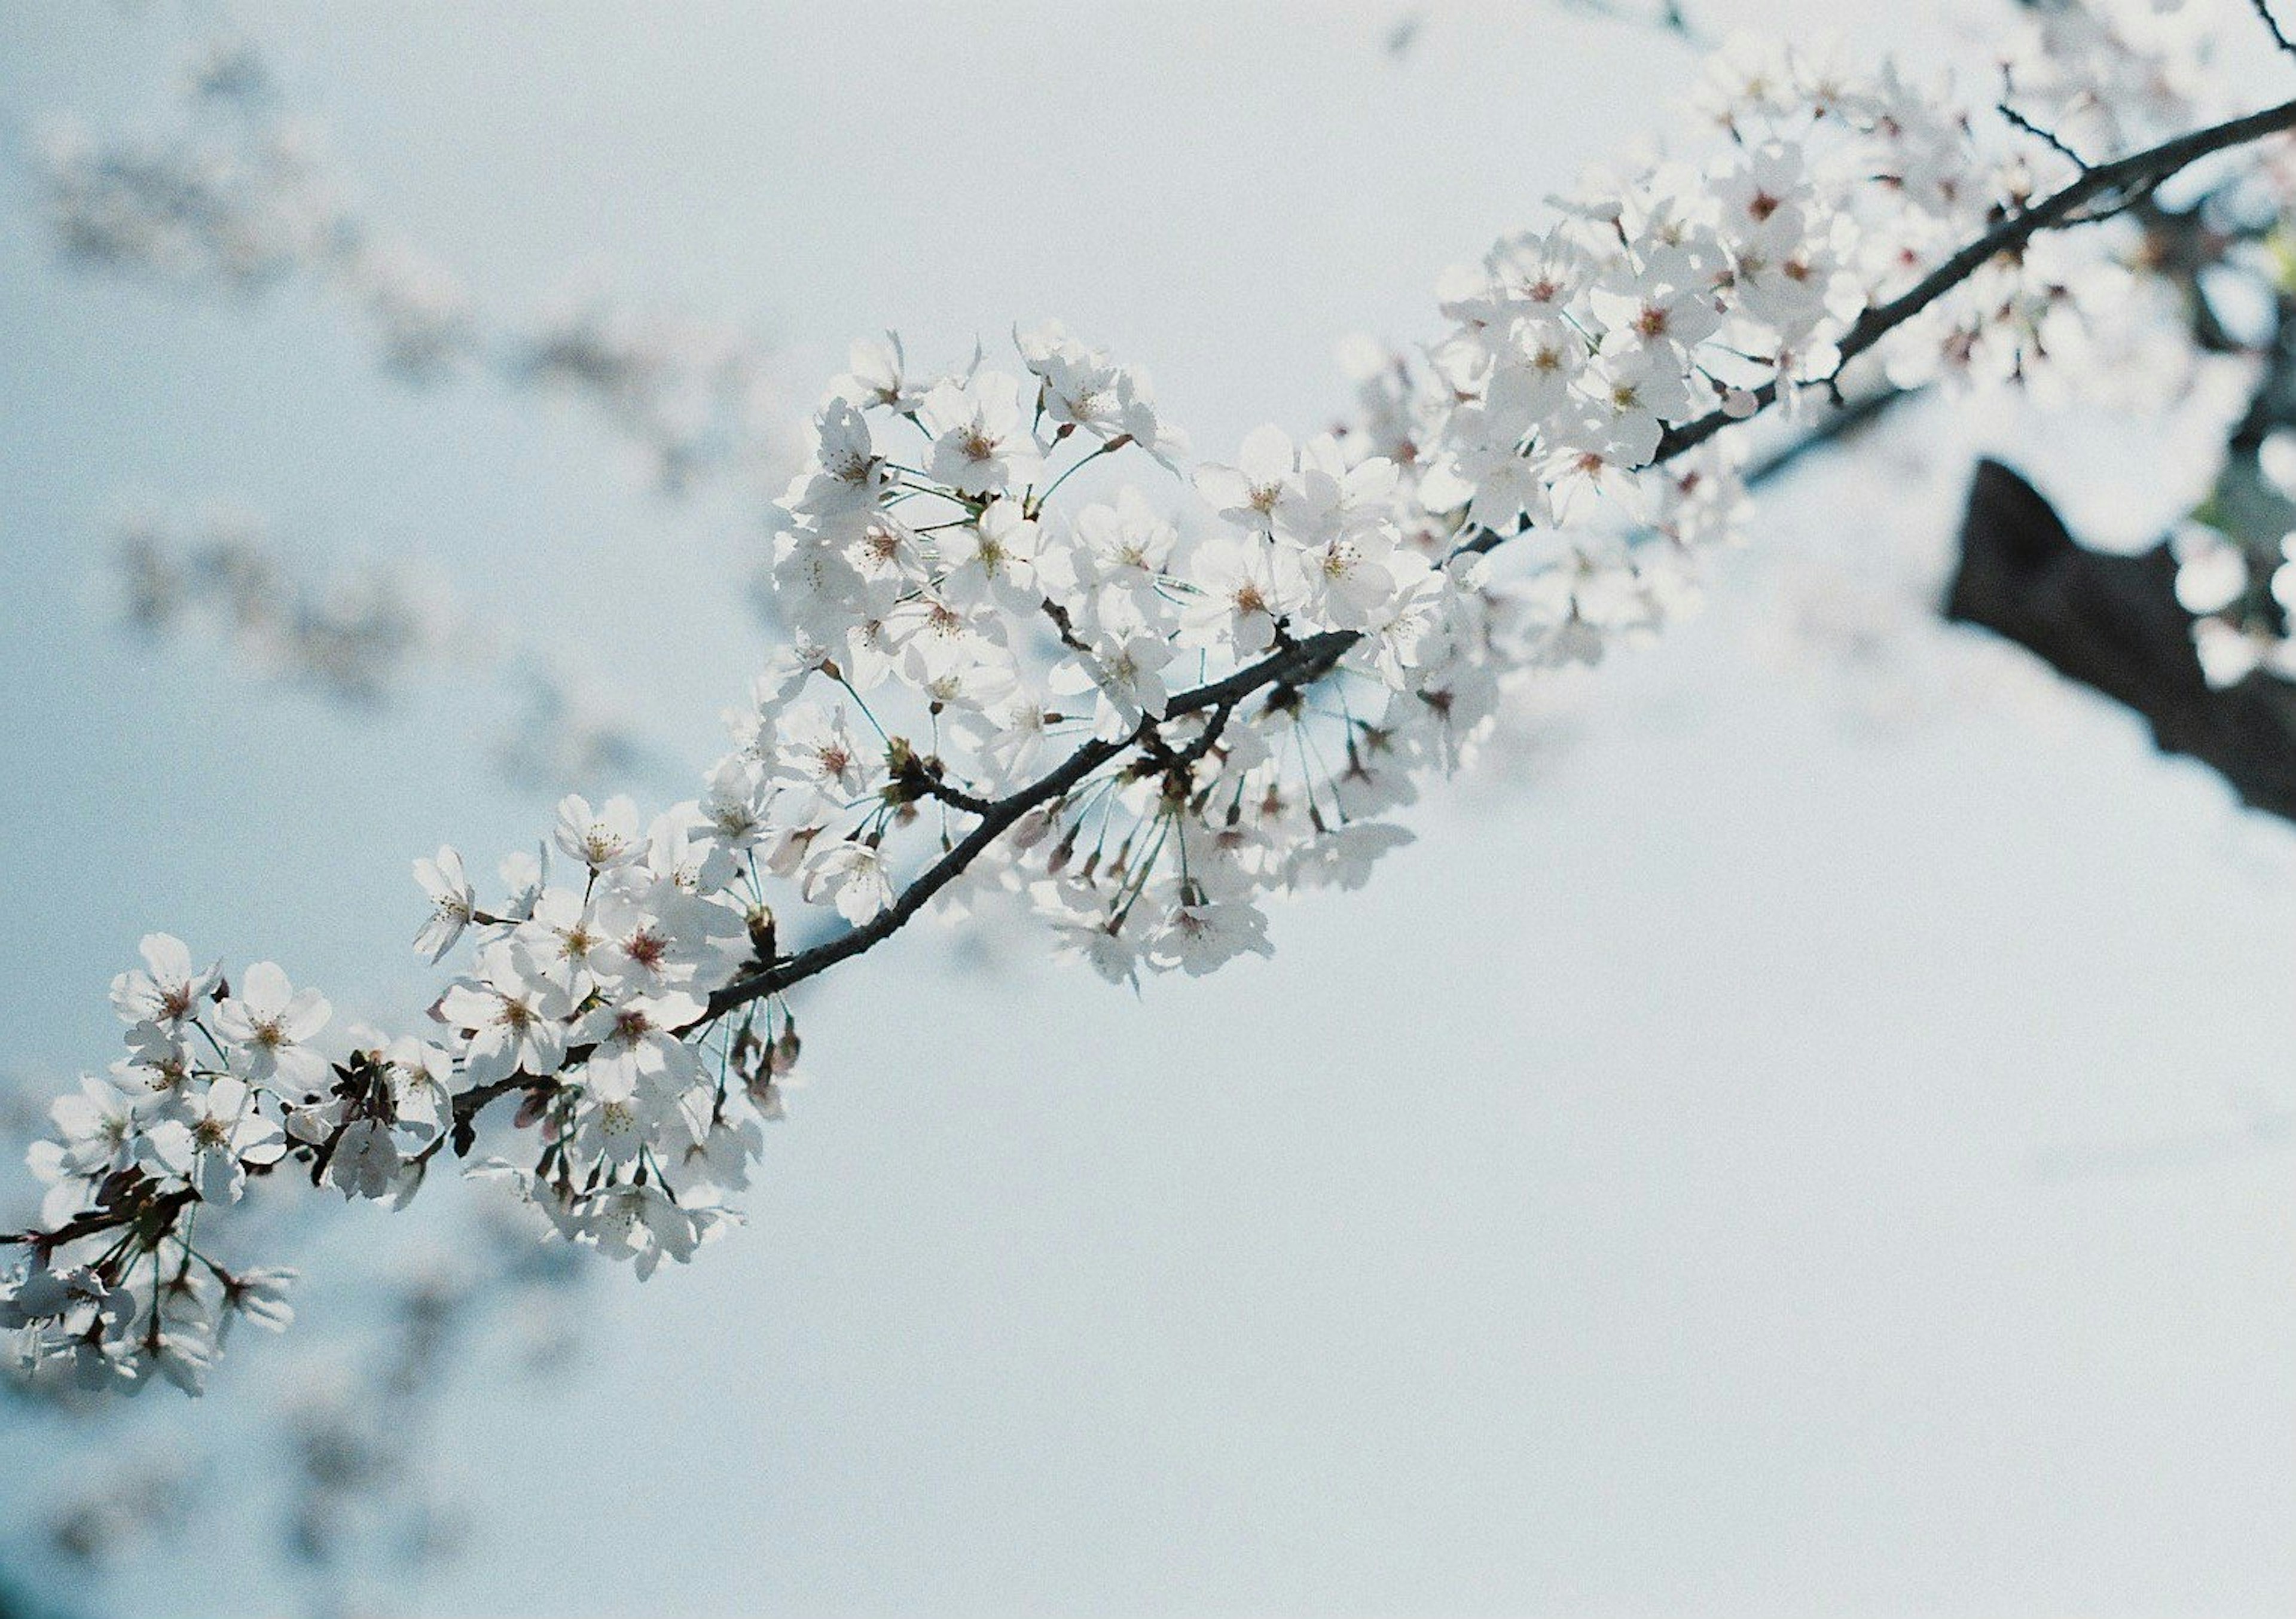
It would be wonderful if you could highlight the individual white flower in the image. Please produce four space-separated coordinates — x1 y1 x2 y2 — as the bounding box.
664 1114 767 1200
108 933 221 1030
920 371 1043 496
222 1267 298 1334
436 946 576 1086
1579 339 1701 447
47 1076 140 1180
112 1019 194 1116
1069 486 1179 593
844 510 929 588
1054 631 1176 740
412 844 475 963
1149 892 1275 976
937 498 1039 615
579 1180 729 1279
1587 261 1725 354
832 331 926 415
954 693 1061 787
1271 436 1398 550
552 793 645 873
771 534 875 644
902 630 1021 716
1015 319 1186 466
1035 879 1144 989
212 961 333 1091
1298 530 1401 631
1538 408 1654 522
1194 424 1295 531
1180 533 1301 656
1288 822 1416 891
515 885 613 999
1018 319 1126 436
381 1035 456 1143
694 756 775 853
1488 311 1590 422
576 1000 704 1108
1426 418 1552 534
142 1076 286 1203
800 838 896 923
591 884 726 1021
792 398 889 518
326 1118 399 1202
772 702 875 815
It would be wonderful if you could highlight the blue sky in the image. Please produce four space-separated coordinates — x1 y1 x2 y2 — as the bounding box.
2 4 2291 1614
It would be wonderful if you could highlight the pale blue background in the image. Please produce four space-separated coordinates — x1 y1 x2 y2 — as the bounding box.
1 4 2292 1615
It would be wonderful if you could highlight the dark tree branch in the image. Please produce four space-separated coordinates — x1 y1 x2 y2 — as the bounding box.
1946 459 2296 821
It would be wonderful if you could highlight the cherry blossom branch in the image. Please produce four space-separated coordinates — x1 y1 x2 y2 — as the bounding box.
1657 93 2296 463
23 23 2296 1397
699 628 1352 1015
673 95 2296 1040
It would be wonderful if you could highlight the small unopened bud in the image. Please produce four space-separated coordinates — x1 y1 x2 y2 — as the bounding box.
1010 806 1056 851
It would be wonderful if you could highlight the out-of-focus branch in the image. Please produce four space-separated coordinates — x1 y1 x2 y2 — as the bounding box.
1557 0 1708 48
1740 386 1913 487
1946 459 2296 821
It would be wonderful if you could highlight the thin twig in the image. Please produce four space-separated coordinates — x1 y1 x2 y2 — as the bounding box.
2251 0 2296 59
1997 102 2091 172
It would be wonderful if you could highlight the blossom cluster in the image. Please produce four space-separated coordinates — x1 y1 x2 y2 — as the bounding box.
7 796 778 1389
11 2 2295 1394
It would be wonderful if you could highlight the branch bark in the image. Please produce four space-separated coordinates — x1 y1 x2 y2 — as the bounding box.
1946 459 2296 821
